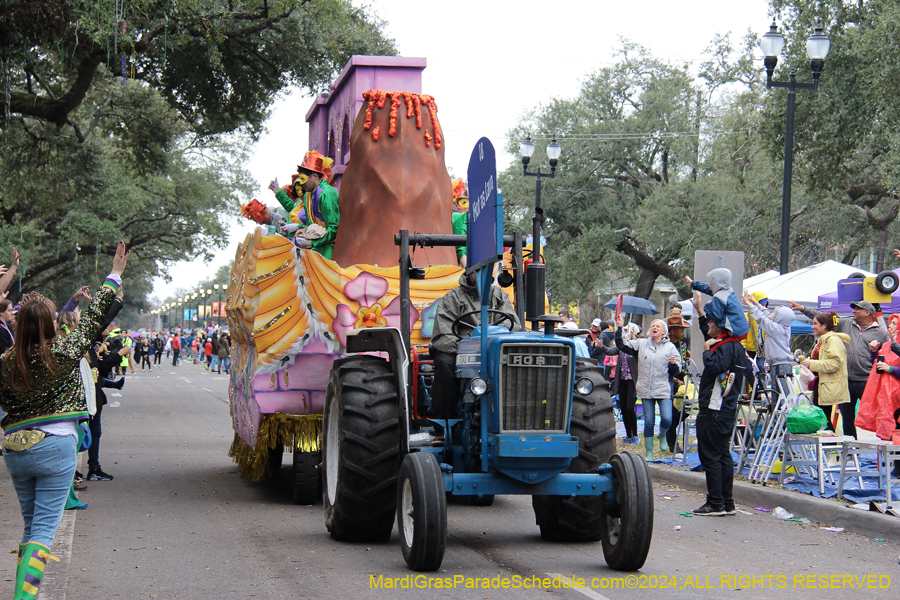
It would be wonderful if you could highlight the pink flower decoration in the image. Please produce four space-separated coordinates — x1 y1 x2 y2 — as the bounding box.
332 272 419 347
344 272 389 308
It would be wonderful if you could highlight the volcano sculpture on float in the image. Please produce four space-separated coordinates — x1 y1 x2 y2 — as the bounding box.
331 90 457 268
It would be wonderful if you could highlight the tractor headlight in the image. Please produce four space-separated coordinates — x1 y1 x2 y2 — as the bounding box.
470 377 488 395
575 377 594 396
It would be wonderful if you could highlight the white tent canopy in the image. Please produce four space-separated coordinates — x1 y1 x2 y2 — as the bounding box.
743 269 781 288
744 260 874 309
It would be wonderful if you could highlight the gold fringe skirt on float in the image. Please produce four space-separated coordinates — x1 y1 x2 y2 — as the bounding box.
227 413 323 481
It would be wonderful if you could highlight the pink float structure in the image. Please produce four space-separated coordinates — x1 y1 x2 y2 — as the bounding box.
226 56 463 501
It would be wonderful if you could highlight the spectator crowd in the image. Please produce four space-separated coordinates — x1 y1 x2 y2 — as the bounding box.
0 246 234 598
577 265 900 516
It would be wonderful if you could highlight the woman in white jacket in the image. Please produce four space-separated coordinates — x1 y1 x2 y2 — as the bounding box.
615 315 682 460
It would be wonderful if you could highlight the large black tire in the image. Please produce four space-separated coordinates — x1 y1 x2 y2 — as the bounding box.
601 451 654 571
323 356 401 541
532 358 617 541
398 452 447 571
292 450 320 505
876 270 899 294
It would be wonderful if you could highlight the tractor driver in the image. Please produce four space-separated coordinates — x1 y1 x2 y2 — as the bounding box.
430 272 521 419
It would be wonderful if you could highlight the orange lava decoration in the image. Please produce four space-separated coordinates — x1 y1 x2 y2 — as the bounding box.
388 93 402 138
361 89 441 149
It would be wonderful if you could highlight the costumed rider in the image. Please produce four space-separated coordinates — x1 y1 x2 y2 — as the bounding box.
451 179 469 268
276 150 340 259
430 272 521 418
268 173 309 227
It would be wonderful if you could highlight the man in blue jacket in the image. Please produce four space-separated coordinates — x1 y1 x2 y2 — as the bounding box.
691 288 753 516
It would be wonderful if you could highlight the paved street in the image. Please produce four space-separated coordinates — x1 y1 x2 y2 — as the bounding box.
1 358 898 599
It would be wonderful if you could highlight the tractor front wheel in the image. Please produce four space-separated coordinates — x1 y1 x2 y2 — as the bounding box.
600 451 654 571
397 452 447 571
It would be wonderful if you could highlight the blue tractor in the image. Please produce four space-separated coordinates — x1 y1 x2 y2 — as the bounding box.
321 230 654 572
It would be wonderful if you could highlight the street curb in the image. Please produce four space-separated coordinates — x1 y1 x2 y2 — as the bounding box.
648 463 900 543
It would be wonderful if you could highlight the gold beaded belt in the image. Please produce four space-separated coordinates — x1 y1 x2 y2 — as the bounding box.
2 429 47 452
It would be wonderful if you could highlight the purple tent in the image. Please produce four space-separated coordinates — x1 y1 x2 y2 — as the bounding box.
818 268 900 314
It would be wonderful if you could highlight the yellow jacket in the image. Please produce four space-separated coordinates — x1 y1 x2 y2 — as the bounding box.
742 292 769 354
809 331 851 406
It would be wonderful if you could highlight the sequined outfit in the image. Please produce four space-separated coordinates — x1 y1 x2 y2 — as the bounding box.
1 283 117 433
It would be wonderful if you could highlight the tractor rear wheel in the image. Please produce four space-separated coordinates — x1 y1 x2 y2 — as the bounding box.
532 359 616 541
323 356 401 541
601 451 654 570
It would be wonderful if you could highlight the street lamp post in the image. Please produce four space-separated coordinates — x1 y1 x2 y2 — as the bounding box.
519 136 562 327
761 20 830 274
519 137 561 265
214 284 224 327
206 288 213 328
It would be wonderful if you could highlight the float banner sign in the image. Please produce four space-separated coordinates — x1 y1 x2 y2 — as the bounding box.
467 137 502 273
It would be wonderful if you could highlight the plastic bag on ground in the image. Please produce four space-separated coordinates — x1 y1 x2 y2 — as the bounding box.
772 506 794 519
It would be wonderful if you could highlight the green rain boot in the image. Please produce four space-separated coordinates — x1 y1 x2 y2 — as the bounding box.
658 428 669 453
64 479 86 510
14 542 59 600
644 436 654 461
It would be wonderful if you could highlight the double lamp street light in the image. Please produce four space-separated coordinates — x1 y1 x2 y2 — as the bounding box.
761 20 830 275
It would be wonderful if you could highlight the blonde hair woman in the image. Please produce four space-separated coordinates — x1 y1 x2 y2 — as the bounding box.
615 315 681 460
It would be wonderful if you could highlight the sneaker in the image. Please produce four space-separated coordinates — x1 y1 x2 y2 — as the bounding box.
693 503 726 516
74 483 87 491
723 504 737 516
74 470 84 483
87 469 114 481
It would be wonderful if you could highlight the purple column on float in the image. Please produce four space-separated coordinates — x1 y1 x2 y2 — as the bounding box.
306 56 426 190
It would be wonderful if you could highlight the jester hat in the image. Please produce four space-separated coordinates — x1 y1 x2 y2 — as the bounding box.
297 150 334 181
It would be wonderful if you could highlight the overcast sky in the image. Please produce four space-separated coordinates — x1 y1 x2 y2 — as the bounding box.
152 0 772 301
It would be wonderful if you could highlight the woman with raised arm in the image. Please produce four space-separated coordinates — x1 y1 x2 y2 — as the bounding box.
614 313 682 460
0 242 129 600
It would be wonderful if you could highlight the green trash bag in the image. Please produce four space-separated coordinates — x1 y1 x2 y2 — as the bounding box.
786 404 827 434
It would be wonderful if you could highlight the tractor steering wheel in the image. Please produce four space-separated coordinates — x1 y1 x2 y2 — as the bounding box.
450 309 517 339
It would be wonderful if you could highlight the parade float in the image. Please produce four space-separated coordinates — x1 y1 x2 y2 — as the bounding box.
226 57 470 502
